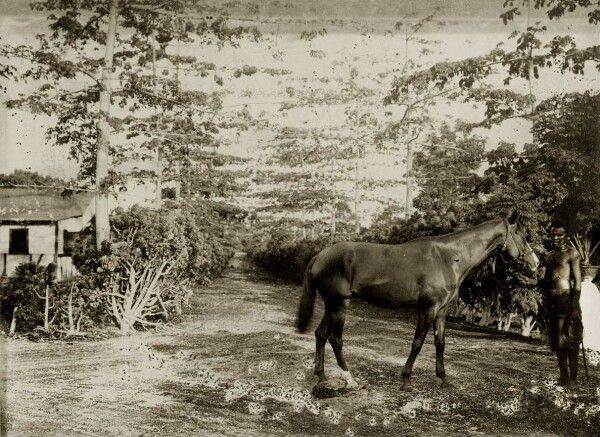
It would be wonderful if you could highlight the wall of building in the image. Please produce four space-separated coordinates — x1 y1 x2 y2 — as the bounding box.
0 215 90 279
0 223 55 254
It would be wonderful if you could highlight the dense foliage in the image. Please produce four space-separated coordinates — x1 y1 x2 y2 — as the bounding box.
531 92 600 233
0 262 50 333
0 170 69 188
245 87 600 333
74 205 234 331
246 223 352 283
0 202 235 335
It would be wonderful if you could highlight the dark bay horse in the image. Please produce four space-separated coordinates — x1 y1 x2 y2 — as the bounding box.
296 214 539 389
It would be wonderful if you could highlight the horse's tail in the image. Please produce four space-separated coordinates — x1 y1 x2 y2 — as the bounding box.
296 255 318 334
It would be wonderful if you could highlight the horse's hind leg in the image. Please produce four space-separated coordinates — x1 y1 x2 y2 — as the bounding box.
328 299 358 388
314 311 331 383
434 307 451 387
401 305 436 389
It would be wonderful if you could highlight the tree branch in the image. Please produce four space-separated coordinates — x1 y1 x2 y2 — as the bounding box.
0 45 101 85
131 88 219 114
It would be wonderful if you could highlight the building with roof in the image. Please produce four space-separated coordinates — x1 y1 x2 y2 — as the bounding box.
0 188 94 280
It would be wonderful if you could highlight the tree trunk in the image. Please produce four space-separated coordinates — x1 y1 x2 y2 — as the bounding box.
156 144 162 207
464 305 474 323
175 160 181 200
43 285 50 330
521 315 536 338
95 0 119 249
9 306 18 336
68 285 75 333
478 303 492 326
174 29 181 201
330 205 336 237
450 299 467 318
405 141 413 220
498 312 515 332
35 284 53 331
152 36 162 208
354 148 360 235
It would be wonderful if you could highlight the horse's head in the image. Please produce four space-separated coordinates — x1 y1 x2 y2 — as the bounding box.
501 213 539 273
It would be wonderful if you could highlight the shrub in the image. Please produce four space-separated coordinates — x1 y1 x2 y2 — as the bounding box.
71 205 234 331
0 262 49 334
51 275 110 335
246 227 351 283
0 202 236 336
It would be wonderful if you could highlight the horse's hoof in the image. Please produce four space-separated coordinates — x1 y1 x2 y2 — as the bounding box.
401 379 413 392
345 380 359 389
565 380 578 390
440 380 455 389
347 381 366 391
340 370 359 389
312 378 348 399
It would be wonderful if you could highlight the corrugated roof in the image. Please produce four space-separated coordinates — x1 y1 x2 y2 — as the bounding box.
0 188 94 222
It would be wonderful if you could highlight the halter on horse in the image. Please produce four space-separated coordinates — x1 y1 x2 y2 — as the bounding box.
296 212 539 389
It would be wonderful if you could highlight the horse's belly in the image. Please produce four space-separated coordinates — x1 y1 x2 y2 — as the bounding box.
355 283 417 308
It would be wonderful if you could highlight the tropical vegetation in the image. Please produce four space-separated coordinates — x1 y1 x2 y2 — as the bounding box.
1 0 599 339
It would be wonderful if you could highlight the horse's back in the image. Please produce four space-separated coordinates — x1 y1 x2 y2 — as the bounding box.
311 240 446 307
313 240 439 273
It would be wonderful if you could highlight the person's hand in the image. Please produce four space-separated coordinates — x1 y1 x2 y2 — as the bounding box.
518 273 538 285
570 305 582 321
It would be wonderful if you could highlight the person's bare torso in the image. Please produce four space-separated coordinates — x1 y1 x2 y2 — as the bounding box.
544 246 577 290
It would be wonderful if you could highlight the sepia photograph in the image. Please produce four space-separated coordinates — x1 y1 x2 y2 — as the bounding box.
0 0 599 436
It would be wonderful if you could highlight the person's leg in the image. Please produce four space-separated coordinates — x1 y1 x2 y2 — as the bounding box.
567 345 579 387
557 349 570 385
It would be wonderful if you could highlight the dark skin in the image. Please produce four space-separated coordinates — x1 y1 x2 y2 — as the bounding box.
543 229 582 388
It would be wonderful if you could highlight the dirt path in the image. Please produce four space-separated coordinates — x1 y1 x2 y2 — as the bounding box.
1 254 599 437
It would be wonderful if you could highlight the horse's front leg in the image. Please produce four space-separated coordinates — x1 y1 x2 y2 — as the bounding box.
434 307 452 388
314 312 331 383
401 305 435 390
328 299 358 388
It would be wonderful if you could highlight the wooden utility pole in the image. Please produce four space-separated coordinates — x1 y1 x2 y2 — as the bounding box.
354 145 361 235
527 0 535 117
96 0 118 249
174 23 181 200
405 141 413 219
152 34 162 207
404 27 413 220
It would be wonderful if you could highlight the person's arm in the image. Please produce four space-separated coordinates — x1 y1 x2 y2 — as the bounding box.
570 251 582 320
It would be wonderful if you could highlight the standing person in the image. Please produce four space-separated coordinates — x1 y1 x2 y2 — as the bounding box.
542 227 583 388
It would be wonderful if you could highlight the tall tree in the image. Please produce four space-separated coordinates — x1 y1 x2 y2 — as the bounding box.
385 0 599 231
412 124 486 232
2 0 261 249
380 8 444 218
254 128 353 233
531 91 600 232
387 1 599 130
481 92 600 237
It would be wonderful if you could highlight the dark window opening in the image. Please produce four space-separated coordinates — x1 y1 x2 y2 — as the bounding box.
9 228 29 255
63 231 80 256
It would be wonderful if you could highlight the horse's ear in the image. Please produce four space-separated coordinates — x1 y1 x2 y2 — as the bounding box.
506 210 519 225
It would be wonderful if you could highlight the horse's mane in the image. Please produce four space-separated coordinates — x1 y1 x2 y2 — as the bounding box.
408 218 504 243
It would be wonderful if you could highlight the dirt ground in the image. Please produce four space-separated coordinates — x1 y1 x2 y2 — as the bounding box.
1 253 599 437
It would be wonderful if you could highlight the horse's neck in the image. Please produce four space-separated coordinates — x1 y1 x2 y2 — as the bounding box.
446 220 505 279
